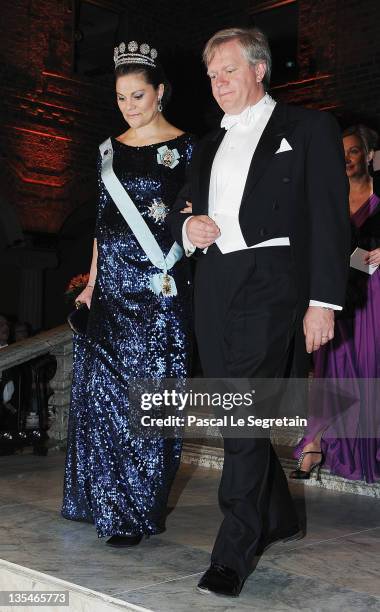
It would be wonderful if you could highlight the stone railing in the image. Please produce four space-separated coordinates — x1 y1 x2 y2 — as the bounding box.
0 324 73 447
0 325 304 453
3 330 376 497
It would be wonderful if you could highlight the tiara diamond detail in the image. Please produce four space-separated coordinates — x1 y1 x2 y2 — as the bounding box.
114 40 157 69
128 40 138 52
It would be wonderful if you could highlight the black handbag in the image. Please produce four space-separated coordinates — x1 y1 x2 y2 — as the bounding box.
67 303 89 335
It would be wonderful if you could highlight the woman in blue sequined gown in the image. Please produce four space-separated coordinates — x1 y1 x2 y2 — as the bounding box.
61 43 195 545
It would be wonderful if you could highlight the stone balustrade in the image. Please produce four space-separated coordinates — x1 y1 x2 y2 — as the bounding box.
0 324 73 446
0 325 303 450
2 326 377 497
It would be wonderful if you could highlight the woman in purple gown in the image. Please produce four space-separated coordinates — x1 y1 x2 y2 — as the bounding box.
291 124 380 484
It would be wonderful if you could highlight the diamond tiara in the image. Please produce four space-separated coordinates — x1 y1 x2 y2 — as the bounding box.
114 41 158 69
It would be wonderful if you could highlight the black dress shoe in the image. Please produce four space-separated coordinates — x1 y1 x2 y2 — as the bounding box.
197 563 245 597
105 534 143 547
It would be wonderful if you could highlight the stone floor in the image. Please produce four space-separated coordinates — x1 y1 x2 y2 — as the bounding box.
0 451 379 611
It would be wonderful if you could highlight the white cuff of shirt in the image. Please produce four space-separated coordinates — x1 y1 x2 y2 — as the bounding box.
309 300 342 311
182 216 196 256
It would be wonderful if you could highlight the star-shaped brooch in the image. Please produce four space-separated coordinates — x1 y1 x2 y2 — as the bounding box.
156 145 180 169
147 198 169 223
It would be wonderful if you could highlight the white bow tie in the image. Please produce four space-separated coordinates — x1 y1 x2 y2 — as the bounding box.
220 105 255 130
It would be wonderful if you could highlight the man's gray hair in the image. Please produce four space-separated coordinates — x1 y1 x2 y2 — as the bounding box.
203 27 272 89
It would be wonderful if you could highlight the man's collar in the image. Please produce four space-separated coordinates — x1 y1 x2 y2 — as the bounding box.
220 93 275 130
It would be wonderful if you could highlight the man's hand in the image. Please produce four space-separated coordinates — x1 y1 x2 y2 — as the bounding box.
303 306 335 354
186 215 220 249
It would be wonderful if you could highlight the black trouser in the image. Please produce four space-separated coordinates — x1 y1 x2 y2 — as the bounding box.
194 245 300 578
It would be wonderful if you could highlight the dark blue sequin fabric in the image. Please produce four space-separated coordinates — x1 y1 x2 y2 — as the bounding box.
62 134 194 537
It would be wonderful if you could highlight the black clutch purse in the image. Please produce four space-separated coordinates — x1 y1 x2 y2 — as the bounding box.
67 303 89 335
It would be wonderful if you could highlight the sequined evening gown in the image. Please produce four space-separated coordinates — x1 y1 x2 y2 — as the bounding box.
62 134 195 537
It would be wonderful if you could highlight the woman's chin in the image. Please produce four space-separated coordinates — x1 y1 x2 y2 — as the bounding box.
125 116 143 128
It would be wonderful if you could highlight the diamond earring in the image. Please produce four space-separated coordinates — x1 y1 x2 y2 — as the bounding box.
157 98 163 112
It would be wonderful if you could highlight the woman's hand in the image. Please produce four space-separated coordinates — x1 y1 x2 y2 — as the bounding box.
365 248 380 266
76 285 94 309
180 201 193 214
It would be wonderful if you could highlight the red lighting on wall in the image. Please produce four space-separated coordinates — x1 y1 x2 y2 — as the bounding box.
3 119 73 231
11 171 65 188
5 125 72 142
271 74 332 90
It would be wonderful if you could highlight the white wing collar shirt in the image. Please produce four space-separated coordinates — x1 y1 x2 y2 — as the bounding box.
182 93 341 310
210 94 284 254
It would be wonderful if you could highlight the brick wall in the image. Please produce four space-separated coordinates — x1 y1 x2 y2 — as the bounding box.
335 0 380 128
0 0 249 235
270 0 380 130
1 1 71 232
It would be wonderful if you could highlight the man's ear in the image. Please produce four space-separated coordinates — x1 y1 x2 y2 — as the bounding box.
255 62 266 84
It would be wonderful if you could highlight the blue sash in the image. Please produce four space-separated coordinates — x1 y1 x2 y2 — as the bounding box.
99 138 183 297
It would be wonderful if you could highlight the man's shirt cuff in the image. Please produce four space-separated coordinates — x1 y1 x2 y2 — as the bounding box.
182 217 196 256
309 300 342 311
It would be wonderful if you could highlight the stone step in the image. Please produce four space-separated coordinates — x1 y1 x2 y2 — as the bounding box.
0 559 150 612
182 443 380 499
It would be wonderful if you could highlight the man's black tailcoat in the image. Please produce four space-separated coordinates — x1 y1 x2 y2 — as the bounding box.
167 103 350 578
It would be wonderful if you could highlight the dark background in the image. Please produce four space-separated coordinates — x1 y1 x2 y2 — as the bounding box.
1 0 380 331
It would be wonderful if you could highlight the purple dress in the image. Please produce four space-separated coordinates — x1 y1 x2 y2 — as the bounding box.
295 194 380 483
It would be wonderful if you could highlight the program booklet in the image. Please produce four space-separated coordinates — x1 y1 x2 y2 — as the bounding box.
350 247 378 275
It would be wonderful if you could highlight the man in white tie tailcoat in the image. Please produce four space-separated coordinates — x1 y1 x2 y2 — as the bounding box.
167 27 350 597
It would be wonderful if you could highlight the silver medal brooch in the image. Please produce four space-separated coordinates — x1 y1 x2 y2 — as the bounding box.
156 145 180 169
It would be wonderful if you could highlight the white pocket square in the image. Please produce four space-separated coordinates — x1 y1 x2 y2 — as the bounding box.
275 138 293 154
